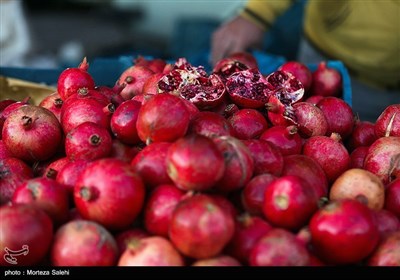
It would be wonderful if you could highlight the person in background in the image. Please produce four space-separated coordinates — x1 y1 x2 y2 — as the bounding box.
211 0 400 122
0 0 31 66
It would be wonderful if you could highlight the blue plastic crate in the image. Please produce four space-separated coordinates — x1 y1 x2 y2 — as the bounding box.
0 51 351 107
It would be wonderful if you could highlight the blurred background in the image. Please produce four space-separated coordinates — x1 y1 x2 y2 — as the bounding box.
0 0 305 69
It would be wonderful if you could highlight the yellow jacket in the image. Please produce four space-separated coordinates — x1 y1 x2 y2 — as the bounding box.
241 0 400 90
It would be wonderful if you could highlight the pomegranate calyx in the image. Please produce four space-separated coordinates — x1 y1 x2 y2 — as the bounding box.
79 186 99 202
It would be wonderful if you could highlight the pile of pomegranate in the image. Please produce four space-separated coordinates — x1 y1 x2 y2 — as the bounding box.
1 53 399 266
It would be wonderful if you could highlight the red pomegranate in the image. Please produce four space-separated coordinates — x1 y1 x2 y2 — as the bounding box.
292 101 328 138
0 157 33 205
12 177 69 225
60 97 112 134
317 96 355 139
118 236 184 266
281 154 329 199
263 175 318 230
169 194 235 259
51 220 118 266
213 136 254 193
225 214 272 264
260 125 302 156
131 142 173 190
385 178 400 219
143 184 186 237
347 120 377 151
309 62 342 97
188 111 234 138
302 133 351 183
364 136 400 185
367 231 400 266
65 122 112 161
114 228 149 256
309 199 379 265
375 104 400 137
56 159 90 196
74 158 145 230
166 134 225 191
350 146 369 169
116 65 155 100
241 173 277 216
39 92 63 122
242 139 283 176
136 93 190 144
110 99 142 145
57 57 95 101
249 228 310 266
228 108 269 140
2 105 62 163
0 204 53 266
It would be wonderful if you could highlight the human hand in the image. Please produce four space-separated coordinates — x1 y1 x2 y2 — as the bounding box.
211 15 265 66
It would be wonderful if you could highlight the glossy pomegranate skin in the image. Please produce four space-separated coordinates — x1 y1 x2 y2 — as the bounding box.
367 231 400 266
309 199 379 265
11 177 69 225
51 220 118 266
375 104 400 137
131 142 173 190
0 157 33 205
243 139 283 176
241 173 277 216
110 99 142 145
57 58 95 101
143 184 185 237
166 134 225 191
0 204 53 266
249 228 310 266
136 93 190 144
385 179 400 219
363 136 400 185
74 158 145 230
2 105 62 163
168 194 235 259
263 175 318 230
281 154 329 199
225 214 272 264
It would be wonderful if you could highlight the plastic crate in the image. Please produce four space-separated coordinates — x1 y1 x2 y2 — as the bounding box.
0 51 351 106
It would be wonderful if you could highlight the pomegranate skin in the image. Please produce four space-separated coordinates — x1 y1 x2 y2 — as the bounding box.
317 96 355 140
12 177 69 225
279 61 312 92
168 194 235 259
143 184 185 237
385 178 400 219
263 175 318 230
260 125 303 156
0 204 53 266
57 58 95 101
228 109 269 140
136 93 190 144
367 231 400 266
2 105 62 163
166 134 225 192
51 220 118 266
131 142 173 190
249 228 310 266
363 136 400 185
281 154 329 198
118 236 184 266
375 104 400 137
74 159 145 230
309 199 379 265
302 134 351 183
110 99 142 145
